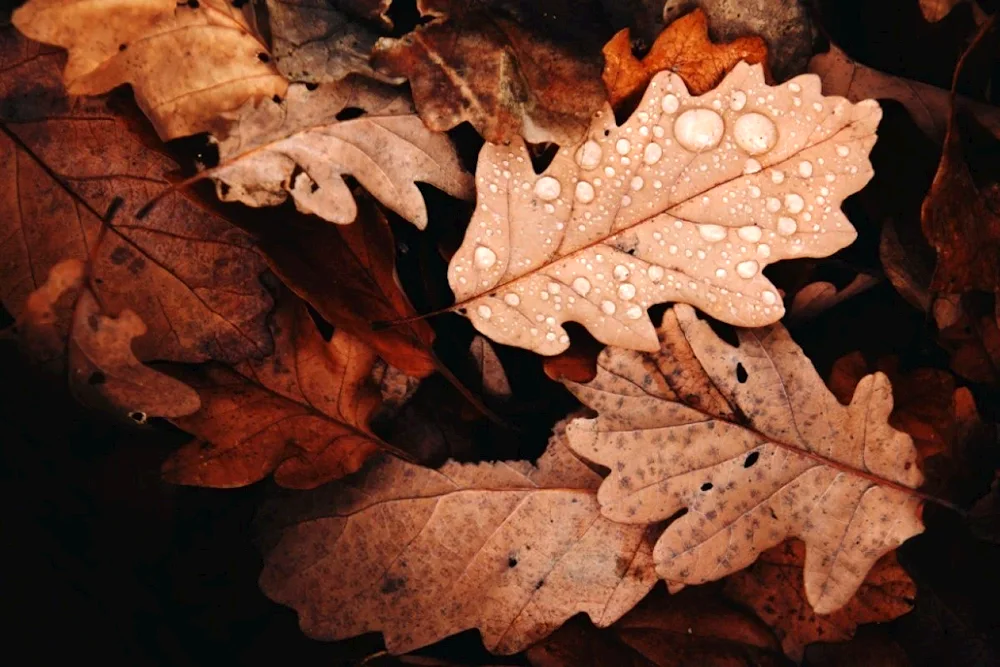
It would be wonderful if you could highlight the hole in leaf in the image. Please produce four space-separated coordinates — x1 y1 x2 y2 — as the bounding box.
187 0 199 7
129 411 147 424
335 107 365 121
118 43 127 51
736 362 748 383
701 482 713 491
527 142 558 174
305 82 319 91
744 451 760 468
232 0 248 6
257 52 270 63
508 557 517 568
272 94 282 104
219 182 230 196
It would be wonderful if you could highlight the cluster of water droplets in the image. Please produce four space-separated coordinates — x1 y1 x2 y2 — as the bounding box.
450 63 873 352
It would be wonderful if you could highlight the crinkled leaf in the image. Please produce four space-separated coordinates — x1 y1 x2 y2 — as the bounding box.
212 80 473 228
724 540 916 661
258 423 658 654
12 0 287 140
164 296 384 489
449 63 879 355
0 24 274 364
564 305 924 614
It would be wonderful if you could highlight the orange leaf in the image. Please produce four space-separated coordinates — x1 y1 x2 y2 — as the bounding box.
724 540 916 661
164 296 384 489
602 9 768 110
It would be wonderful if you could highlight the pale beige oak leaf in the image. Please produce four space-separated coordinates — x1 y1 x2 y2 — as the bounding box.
449 63 879 355
12 0 287 140
258 420 658 655
564 304 924 614
211 80 473 228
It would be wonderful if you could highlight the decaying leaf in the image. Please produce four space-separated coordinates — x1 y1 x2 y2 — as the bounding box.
15 258 88 368
724 540 916 661
68 288 201 420
12 0 287 140
251 192 437 377
469 335 512 400
809 44 1000 143
211 79 473 228
919 0 971 23
0 24 274 364
163 297 384 489
449 63 879 355
921 18 1000 296
786 275 880 323
603 9 768 110
371 0 606 145
565 305 924 614
258 422 658 654
266 0 400 85
526 586 787 667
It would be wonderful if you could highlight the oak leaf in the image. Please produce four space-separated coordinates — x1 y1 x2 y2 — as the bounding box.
371 0 607 145
564 305 925 614
250 192 437 377
526 587 787 667
211 79 473 228
257 422 658 654
449 63 879 355
12 0 287 140
602 9 769 110
163 296 384 489
0 24 274 364
724 541 916 661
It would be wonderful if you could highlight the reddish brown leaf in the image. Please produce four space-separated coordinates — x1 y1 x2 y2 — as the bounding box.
163 296 384 489
542 330 604 383
371 0 606 144
724 541 916 661
602 9 769 110
251 193 437 378
526 586 787 667
0 24 273 365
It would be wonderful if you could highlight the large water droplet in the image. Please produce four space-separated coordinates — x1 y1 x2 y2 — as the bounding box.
618 283 636 300
613 264 630 281
572 277 592 296
784 193 805 213
630 176 644 191
477 304 492 319
647 265 664 282
730 90 747 111
575 181 595 203
601 300 616 315
836 144 850 157
736 260 759 278
698 224 727 242
797 160 813 178
777 217 797 235
674 108 725 153
761 290 777 305
474 246 497 269
643 143 662 164
615 138 631 155
661 94 680 114
766 197 781 213
534 176 561 201
738 226 762 243
733 112 777 155
576 140 602 169
504 293 520 306
625 305 643 320
743 158 762 175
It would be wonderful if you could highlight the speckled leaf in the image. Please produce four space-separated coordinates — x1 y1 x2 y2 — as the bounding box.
12 0 287 140
564 304 925 614
449 63 879 355
211 79 473 228
258 422 658 655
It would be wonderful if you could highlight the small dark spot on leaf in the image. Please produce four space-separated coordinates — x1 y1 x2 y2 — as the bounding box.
87 314 100 332
508 557 517 568
188 0 199 7
305 82 319 91
118 43 127 51
129 411 147 424
272 94 282 104
535 579 544 590
110 246 131 265
381 577 405 594
744 451 759 468
701 482 713 491
219 182 230 196
310 182 319 193
257 52 270 63
335 107 365 121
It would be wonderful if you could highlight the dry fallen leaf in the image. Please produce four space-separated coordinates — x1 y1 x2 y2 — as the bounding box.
258 421 658 654
469 335 512 400
449 62 879 355
371 0 606 145
210 79 473 228
0 24 274 365
12 0 287 140
786 275 880 323
724 540 916 661
602 9 768 110
163 296 384 489
251 192 437 378
919 0 979 23
565 304 925 614
809 44 1000 143
526 586 787 667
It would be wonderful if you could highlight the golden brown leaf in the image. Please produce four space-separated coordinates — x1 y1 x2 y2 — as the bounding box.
164 296 384 489
526 587 787 667
565 305 924 614
258 423 658 654
602 9 768 110
0 23 274 365
371 1 606 145
449 63 879 355
724 541 916 661
12 0 287 140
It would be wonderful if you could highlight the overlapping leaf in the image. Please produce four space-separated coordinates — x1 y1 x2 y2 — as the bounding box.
12 0 287 140
258 423 658 654
211 79 473 228
564 305 925 614
449 62 880 355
